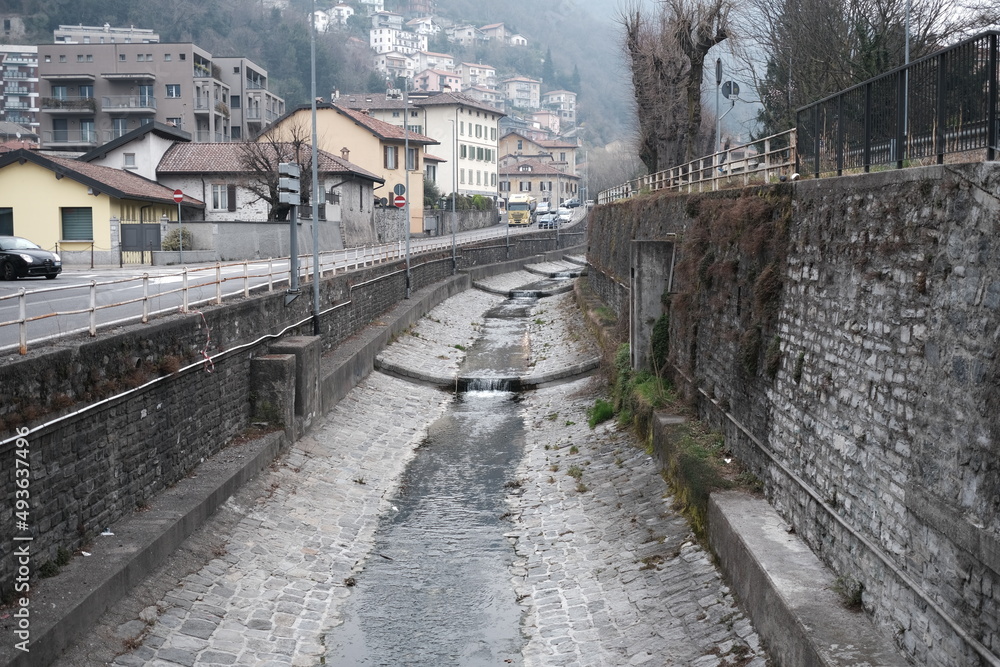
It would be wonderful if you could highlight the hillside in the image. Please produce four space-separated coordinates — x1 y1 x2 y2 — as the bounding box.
5 0 635 145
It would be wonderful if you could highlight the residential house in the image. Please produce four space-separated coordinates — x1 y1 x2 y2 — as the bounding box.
478 23 508 43
36 41 284 151
414 69 462 93
530 109 560 135
462 86 504 111
262 103 439 234
406 17 439 37
501 77 541 111
423 151 445 192
337 90 504 200
371 11 404 31
53 24 160 44
312 10 332 33
331 3 355 25
445 25 481 47
373 51 415 81
0 147 204 264
369 26 426 55
542 89 577 126
79 121 191 180
0 121 38 152
500 131 578 176
359 0 385 15
0 45 39 130
456 62 497 90
414 51 455 73
498 158 579 207
509 34 528 47
155 142 384 248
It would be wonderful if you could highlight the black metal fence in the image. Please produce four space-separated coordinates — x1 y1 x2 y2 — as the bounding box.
797 31 999 177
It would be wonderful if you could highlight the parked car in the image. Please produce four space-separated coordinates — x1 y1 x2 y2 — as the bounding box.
535 201 551 215
564 198 580 208
536 211 558 229
557 207 572 223
0 236 62 280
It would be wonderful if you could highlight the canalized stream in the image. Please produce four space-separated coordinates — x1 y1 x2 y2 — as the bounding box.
323 290 548 665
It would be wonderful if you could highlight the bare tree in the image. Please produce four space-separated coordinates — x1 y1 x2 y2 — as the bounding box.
240 120 314 221
620 0 733 173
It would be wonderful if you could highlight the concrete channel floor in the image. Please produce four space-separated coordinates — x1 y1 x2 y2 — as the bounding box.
51 269 767 666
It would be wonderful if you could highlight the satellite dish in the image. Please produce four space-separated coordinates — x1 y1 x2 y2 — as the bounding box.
15 133 21 140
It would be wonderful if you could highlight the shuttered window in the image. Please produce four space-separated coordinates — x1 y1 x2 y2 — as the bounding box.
227 184 237 212
61 207 93 240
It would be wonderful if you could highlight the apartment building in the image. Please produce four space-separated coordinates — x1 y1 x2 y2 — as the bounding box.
370 27 427 55
456 62 497 90
0 45 39 129
501 77 541 111
542 89 577 126
53 24 160 44
35 42 283 151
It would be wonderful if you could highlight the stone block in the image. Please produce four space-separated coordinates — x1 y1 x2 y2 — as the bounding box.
250 354 295 443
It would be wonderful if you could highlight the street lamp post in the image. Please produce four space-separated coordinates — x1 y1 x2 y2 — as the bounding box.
448 118 457 274
310 0 321 334
403 84 411 298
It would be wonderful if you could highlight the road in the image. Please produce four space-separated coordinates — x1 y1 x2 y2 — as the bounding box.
0 213 582 355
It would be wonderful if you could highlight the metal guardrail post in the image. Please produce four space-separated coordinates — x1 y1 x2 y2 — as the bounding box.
89 281 97 336
267 258 274 293
215 264 223 305
243 261 250 298
182 269 189 313
142 273 150 323
988 34 998 161
18 289 26 355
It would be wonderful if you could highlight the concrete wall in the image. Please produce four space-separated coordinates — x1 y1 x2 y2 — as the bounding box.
586 164 1000 666
0 218 587 604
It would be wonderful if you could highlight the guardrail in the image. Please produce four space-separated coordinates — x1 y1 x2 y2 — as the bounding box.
0 225 541 356
598 129 797 204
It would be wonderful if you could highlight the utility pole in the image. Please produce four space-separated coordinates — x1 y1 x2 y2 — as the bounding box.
310 0 321 333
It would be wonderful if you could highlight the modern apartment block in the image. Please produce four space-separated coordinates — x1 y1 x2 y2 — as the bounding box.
0 45 39 130
54 24 160 44
36 42 284 152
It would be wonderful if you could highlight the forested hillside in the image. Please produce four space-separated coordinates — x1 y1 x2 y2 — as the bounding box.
5 0 634 144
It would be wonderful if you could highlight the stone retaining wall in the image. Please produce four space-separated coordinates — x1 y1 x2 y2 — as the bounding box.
587 164 1000 666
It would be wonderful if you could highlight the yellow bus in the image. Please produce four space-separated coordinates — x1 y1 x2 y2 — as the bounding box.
507 194 536 226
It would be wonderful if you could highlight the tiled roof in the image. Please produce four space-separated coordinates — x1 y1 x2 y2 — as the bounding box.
0 121 36 138
413 91 504 115
423 153 447 162
0 149 204 206
157 142 383 182
499 158 578 178
537 139 579 149
0 140 38 153
331 104 439 144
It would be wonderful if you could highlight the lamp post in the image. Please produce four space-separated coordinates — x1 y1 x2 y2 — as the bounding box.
310 0 321 334
448 118 457 274
403 83 411 298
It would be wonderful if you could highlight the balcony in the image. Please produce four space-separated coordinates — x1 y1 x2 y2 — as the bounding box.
193 96 211 113
6 87 30 96
41 129 99 148
246 79 265 90
41 96 97 113
193 131 230 143
101 95 156 113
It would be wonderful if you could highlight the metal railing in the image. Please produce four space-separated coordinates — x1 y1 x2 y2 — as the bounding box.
598 129 797 204
598 30 1000 204
41 129 99 146
0 225 541 356
797 30 998 176
101 95 157 111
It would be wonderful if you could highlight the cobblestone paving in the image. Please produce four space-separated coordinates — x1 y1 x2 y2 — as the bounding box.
98 278 767 667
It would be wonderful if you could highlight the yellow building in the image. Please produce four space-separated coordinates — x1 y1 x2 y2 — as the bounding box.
262 103 438 234
0 148 203 265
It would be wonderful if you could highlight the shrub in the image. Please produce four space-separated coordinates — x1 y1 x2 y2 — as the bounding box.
587 399 614 428
161 228 194 252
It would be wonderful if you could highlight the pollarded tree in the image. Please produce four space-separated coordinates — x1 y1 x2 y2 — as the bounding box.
240 120 314 222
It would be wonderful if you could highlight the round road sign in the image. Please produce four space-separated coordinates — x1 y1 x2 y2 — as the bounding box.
393 194 406 208
172 189 184 203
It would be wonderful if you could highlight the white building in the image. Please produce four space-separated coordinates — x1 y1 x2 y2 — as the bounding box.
445 25 481 46
331 3 355 25
373 51 415 80
502 77 541 111
457 62 497 90
462 85 504 110
414 69 462 93
371 11 404 31
370 27 427 55
312 10 331 33
415 51 455 73
542 89 577 126
359 0 385 15
406 16 439 36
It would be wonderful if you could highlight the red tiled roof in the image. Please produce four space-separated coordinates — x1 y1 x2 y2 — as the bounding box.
29 153 205 205
157 142 382 182
331 104 438 144
499 158 578 178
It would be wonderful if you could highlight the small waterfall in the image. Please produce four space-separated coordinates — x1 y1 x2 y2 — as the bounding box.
458 376 522 392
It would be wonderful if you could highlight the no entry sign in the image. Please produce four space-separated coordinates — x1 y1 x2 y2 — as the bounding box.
393 194 406 208
172 189 184 203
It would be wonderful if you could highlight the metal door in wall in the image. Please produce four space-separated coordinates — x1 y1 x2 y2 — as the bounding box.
120 220 161 264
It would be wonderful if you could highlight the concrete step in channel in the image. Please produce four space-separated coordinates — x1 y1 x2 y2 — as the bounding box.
708 490 910 667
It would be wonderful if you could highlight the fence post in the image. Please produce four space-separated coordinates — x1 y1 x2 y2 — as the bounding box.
142 273 150 323
244 261 250 298
89 281 97 336
837 96 845 176
215 263 222 305
936 50 947 163
896 67 907 168
988 34 998 161
18 288 26 355
815 103 823 177
863 83 872 172
267 258 274 293
182 268 189 313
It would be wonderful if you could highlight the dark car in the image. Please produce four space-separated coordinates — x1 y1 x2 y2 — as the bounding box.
0 236 62 280
537 211 559 229
564 198 581 208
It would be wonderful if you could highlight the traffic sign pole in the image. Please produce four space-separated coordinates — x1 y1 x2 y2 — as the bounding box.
173 189 184 265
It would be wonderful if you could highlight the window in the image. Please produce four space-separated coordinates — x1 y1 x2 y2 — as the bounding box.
231 127 241 140
52 119 68 142
59 55 67 62
86 54 93 62
517 140 523 150
0 208 13 236
123 153 136 168
44 55 51 63
406 147 417 171
230 95 240 109
491 173 497 186
166 84 181 98
164 54 172 61
233 66 240 74
476 147 484 161
112 118 128 138
81 119 96 142
460 144 467 159
475 124 482 138
77 55 84 62
519 181 531 192
147 54 152 61
384 146 398 169
137 54 145 62
491 128 496 141
392 111 400 118
460 121 464 136
119 54 126 61
211 184 228 210
499 181 509 192
61 207 93 241
166 117 181 128
560 152 566 161
180 53 186 60
52 85 68 99
476 171 481 185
